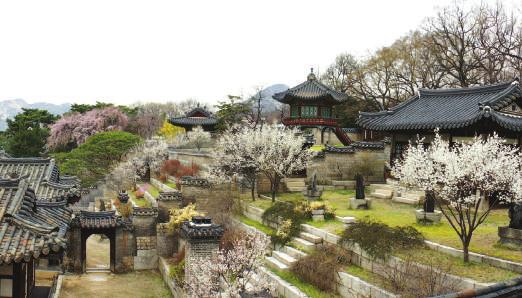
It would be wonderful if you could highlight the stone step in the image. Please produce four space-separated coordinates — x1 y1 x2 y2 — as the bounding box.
336 216 356 224
370 183 394 190
265 256 289 271
371 190 393 200
291 237 316 250
273 251 297 266
392 196 420 205
299 232 322 244
281 246 307 259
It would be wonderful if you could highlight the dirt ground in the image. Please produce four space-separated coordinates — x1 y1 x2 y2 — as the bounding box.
59 271 172 298
86 234 110 269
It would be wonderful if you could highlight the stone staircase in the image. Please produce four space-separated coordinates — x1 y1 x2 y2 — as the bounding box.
284 178 306 192
265 245 308 271
265 233 321 271
369 179 424 205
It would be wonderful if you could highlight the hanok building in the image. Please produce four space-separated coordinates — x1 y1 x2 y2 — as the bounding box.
357 80 522 163
0 178 72 298
273 69 354 145
0 158 81 204
169 106 218 132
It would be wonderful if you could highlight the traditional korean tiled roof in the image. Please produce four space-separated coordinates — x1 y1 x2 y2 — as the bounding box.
324 141 385 154
180 216 224 240
180 176 210 188
169 107 218 127
435 275 522 298
157 190 182 201
132 207 158 217
0 178 72 264
71 210 132 230
273 70 349 104
0 158 80 202
357 80 522 132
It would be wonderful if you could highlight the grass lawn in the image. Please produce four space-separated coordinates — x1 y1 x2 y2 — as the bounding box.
395 247 518 283
165 181 176 189
344 265 394 293
128 191 151 207
238 215 275 235
268 268 338 298
246 190 522 263
138 182 160 198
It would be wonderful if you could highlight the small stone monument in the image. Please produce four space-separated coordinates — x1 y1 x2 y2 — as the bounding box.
499 202 522 249
415 190 442 224
303 172 322 200
349 174 371 209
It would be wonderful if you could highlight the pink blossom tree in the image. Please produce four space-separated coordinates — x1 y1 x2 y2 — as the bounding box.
48 107 128 150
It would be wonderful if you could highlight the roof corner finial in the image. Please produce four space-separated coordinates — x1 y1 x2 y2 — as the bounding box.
307 68 316 81
512 78 519 85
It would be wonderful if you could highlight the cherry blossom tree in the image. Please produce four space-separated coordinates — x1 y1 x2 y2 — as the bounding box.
48 107 128 150
186 231 273 297
393 132 522 262
127 137 169 180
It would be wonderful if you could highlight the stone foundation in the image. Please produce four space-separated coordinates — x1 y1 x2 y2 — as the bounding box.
499 226 522 249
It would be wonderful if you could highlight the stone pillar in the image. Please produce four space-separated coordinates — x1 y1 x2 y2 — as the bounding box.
157 191 182 223
180 216 224 286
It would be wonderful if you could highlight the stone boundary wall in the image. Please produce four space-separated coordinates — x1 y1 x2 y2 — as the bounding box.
168 149 212 171
159 256 185 297
151 178 175 192
425 240 522 274
299 224 488 290
308 148 389 185
51 275 64 298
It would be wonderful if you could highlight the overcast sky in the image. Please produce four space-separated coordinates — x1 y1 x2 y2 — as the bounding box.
0 0 516 106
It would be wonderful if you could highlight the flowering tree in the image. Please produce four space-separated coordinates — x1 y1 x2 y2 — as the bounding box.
187 125 211 151
257 125 314 202
209 126 261 200
393 133 522 262
186 231 273 297
127 137 169 180
48 106 128 150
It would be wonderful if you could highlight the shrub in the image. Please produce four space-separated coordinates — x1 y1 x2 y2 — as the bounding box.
262 202 306 245
169 247 186 285
135 190 144 199
116 203 132 218
296 200 336 220
167 204 204 233
291 244 350 292
340 218 424 260
219 228 247 252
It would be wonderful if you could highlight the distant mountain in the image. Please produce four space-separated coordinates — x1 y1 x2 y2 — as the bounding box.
0 99 71 130
251 84 289 113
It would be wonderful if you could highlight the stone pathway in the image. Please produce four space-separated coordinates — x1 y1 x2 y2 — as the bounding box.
59 271 171 298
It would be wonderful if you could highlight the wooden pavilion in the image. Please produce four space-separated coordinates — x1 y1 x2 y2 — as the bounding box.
169 106 217 132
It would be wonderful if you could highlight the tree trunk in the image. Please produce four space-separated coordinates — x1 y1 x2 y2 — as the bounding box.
463 243 469 263
250 181 256 201
271 179 279 203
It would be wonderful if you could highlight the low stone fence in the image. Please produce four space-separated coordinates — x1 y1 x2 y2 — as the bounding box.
336 271 397 298
151 178 175 192
425 240 522 274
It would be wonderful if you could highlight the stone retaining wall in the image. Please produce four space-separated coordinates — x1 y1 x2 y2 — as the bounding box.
336 271 397 298
168 149 212 171
308 148 389 185
159 256 185 297
151 178 175 192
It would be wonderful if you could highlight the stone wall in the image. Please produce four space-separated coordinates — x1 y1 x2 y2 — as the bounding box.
132 210 158 270
156 224 177 257
114 228 135 273
256 173 286 194
168 149 212 171
181 183 238 225
308 146 390 185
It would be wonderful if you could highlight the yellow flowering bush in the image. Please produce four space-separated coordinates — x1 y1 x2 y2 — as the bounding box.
167 204 204 233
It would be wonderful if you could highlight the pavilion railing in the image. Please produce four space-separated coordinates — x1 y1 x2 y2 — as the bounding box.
282 117 338 127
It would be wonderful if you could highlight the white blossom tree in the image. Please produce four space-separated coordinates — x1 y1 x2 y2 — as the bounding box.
186 232 273 297
128 137 169 180
393 132 522 262
209 125 313 202
208 126 261 200
256 125 314 202
187 125 211 151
